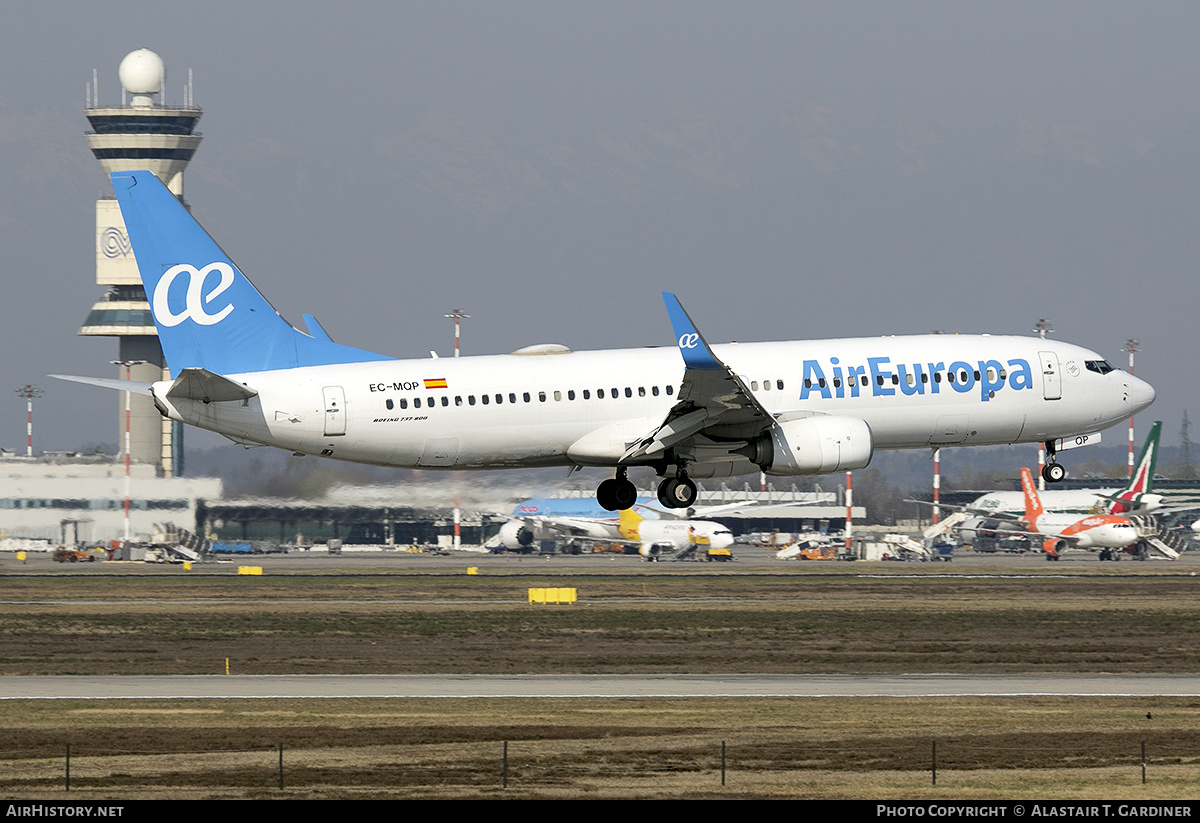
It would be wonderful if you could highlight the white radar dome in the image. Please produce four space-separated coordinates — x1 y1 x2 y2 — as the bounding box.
118 49 164 95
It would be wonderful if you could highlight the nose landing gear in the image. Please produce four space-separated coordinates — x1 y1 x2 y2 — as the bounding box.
1042 440 1067 483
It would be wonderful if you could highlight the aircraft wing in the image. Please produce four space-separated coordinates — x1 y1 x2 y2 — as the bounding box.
505 515 619 541
621 294 774 463
905 499 1024 523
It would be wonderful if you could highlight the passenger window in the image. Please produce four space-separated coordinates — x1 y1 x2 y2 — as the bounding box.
568 390 575 400
414 398 422 408
539 392 546 402
441 396 449 407
523 392 530 403
583 389 591 399
455 396 463 406
776 380 784 390
481 394 489 405
400 399 408 409
652 386 659 396
638 387 645 397
554 391 562 401
468 395 476 406
752 381 759 391
508 393 516 403
386 399 394 410
666 386 673 396
598 389 605 398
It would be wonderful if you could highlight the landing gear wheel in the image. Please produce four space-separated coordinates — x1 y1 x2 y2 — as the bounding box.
657 476 697 509
597 477 638 511
1042 463 1067 483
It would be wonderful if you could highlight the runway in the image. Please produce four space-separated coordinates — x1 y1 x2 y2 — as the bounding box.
5 673 1200 699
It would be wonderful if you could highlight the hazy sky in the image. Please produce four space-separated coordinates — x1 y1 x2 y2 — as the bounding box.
2 1 1197 462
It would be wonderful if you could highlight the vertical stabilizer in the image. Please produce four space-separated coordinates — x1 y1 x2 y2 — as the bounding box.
617 508 645 540
1020 467 1045 523
1121 421 1162 499
110 170 392 375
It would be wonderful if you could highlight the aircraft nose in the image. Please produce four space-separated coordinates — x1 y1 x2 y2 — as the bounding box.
1128 375 1156 415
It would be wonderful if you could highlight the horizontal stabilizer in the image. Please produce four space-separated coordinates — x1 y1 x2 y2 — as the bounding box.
49 374 152 396
165 368 258 403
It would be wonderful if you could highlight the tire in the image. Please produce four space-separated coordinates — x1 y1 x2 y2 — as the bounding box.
1042 463 1067 483
659 477 697 508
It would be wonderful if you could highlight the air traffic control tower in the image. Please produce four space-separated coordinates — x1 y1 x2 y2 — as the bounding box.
80 49 201 476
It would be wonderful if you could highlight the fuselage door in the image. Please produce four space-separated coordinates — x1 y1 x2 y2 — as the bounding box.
1039 351 1061 400
322 386 346 436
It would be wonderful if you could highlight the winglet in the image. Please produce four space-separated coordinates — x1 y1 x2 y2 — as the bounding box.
662 292 725 371
301 314 334 343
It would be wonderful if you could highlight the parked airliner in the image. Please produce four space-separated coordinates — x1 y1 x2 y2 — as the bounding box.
497 496 751 553
56 170 1156 512
1014 467 1142 559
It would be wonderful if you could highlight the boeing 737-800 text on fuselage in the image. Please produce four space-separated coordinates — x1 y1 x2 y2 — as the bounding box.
56 171 1156 511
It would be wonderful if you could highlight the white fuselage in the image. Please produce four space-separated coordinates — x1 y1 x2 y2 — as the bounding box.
151 334 1153 477
1025 512 1141 550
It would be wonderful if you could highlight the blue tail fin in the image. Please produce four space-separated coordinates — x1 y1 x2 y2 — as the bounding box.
110 170 392 375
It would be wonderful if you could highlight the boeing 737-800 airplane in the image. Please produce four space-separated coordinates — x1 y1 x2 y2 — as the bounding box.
56 171 1156 511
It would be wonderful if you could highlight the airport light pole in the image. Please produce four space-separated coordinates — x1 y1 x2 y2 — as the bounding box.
932 448 941 525
13 385 42 458
844 471 853 552
444 309 470 357
1125 339 1139 478
113 360 145 543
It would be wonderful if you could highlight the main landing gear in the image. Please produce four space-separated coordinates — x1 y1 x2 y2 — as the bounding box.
595 467 699 511
657 473 697 509
597 468 638 511
1042 439 1067 483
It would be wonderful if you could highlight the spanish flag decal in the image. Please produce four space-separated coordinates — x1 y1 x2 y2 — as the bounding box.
424 378 448 390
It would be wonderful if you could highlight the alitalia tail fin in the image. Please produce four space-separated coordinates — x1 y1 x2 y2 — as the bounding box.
1121 421 1162 498
110 170 392 376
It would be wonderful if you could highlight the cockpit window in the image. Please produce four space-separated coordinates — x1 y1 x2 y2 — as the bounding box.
1085 360 1116 375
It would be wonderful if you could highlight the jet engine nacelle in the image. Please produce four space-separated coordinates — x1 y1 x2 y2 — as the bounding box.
639 542 666 561
1042 537 1068 558
498 521 536 550
741 416 873 476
